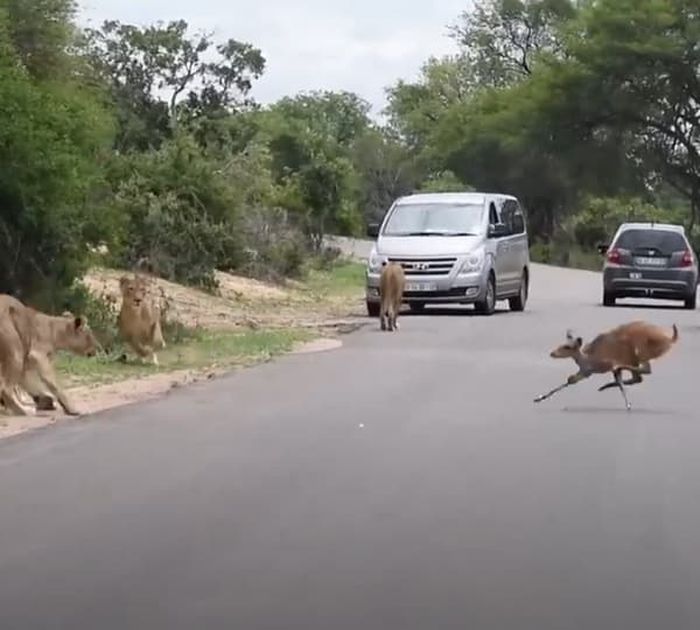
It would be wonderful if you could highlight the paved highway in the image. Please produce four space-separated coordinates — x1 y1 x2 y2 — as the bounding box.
1 262 700 629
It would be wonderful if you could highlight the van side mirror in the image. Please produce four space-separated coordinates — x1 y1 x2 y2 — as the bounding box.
366 222 380 238
597 243 609 255
488 223 508 238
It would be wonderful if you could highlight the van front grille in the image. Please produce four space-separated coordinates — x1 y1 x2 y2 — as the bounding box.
388 257 457 276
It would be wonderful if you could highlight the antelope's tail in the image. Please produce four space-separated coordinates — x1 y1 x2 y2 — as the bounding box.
672 324 679 343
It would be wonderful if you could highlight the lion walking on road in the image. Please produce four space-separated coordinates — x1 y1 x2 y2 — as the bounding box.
379 262 405 332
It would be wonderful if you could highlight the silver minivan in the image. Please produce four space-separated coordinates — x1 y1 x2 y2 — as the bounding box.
365 192 530 316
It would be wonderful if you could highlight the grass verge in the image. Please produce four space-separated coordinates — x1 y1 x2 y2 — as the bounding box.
58 328 313 387
56 259 364 389
304 261 366 298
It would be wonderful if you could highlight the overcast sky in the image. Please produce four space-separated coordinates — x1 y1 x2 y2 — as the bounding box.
78 0 468 116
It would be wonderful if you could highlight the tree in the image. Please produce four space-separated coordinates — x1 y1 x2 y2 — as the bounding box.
559 0 700 228
257 92 373 243
450 0 576 87
386 55 475 148
0 5 116 304
272 91 372 148
83 20 265 150
419 170 471 193
351 129 421 224
3 0 78 79
387 0 665 238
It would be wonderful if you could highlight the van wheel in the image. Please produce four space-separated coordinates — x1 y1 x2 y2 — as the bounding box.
367 301 380 317
684 292 697 310
475 274 496 315
509 271 528 312
603 291 616 307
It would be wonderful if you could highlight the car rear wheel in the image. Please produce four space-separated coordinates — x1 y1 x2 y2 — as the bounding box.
475 274 496 315
603 291 616 307
366 301 380 317
685 292 697 310
509 271 528 312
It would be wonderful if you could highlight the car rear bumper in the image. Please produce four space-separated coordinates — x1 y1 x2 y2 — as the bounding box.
604 266 697 299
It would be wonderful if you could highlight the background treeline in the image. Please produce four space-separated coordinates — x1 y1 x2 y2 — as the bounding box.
2 0 697 308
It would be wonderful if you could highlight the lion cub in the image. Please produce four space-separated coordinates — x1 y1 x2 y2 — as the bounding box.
117 275 166 365
379 262 405 332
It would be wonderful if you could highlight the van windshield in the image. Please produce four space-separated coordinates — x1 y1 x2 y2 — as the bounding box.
382 203 484 237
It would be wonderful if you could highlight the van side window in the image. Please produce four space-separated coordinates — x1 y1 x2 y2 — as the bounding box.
501 200 515 235
488 202 499 226
501 200 526 235
512 205 525 234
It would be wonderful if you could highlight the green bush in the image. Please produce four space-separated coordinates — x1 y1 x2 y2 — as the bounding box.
419 170 472 193
239 207 310 281
62 283 121 352
529 240 602 271
0 39 116 305
571 196 684 249
108 134 248 291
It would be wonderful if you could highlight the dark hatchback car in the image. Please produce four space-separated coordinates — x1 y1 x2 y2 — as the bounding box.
600 222 698 309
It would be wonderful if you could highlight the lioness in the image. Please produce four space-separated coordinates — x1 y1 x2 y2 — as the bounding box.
117 274 165 365
379 262 405 332
0 295 97 416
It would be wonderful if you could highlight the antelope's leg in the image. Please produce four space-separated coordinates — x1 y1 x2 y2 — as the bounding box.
599 364 644 391
614 369 632 410
534 371 587 403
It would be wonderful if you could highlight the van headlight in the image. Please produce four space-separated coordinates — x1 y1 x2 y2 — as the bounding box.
368 250 386 273
459 249 485 274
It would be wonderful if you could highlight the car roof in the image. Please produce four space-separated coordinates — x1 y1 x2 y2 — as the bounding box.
616 222 686 234
395 192 516 206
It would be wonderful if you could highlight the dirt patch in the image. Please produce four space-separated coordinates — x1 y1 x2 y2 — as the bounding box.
83 268 259 330
214 271 289 301
81 267 360 331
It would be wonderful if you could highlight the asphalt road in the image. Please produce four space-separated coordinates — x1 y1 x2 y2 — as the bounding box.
2 262 700 629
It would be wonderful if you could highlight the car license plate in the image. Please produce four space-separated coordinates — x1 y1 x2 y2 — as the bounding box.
634 256 666 266
629 272 642 279
405 282 436 292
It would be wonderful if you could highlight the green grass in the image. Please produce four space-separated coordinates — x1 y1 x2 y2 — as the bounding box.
530 242 603 272
57 328 313 387
304 260 366 297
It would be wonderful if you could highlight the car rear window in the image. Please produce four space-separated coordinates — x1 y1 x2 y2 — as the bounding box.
614 229 687 254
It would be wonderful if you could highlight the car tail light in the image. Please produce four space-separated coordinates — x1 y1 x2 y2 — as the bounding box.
680 249 694 267
607 248 622 264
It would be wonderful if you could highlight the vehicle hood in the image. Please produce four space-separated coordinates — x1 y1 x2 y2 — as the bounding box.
376 235 482 257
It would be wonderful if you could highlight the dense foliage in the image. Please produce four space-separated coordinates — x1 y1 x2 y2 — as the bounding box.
1 0 697 307
387 0 700 263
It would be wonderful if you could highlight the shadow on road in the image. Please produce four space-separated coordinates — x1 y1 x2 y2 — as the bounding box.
605 301 688 311
399 306 513 318
560 406 680 416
